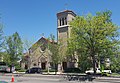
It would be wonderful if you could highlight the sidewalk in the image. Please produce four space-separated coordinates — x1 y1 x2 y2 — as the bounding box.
0 72 61 77
1 72 120 78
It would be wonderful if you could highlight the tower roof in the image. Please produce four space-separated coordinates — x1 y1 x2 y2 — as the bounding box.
57 10 76 17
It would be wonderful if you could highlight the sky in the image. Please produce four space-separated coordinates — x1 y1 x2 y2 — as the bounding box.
0 0 120 43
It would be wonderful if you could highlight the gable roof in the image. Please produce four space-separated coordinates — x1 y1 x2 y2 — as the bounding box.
29 37 57 51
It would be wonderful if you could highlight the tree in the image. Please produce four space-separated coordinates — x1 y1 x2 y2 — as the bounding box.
67 37 92 72
23 38 34 52
110 50 120 72
21 38 34 69
48 34 59 64
69 10 120 74
5 32 23 66
48 34 67 73
0 18 6 62
47 34 59 73
57 38 68 72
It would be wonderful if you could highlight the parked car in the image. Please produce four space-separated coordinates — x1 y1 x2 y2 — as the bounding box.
25 67 42 74
63 68 81 73
0 62 11 73
85 68 101 75
85 68 111 75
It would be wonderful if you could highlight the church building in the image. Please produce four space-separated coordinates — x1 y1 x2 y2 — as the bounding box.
21 10 78 71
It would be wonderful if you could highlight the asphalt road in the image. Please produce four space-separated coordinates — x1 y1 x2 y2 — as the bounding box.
0 74 120 83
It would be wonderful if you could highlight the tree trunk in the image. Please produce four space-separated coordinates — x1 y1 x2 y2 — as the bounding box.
47 62 50 74
92 55 96 75
55 63 57 75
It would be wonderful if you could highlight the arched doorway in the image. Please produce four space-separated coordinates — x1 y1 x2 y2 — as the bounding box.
40 57 46 70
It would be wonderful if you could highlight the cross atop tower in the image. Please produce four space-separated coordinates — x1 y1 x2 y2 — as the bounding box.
65 3 68 10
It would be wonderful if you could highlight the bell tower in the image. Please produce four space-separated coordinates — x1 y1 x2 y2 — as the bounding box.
57 10 77 70
57 10 76 45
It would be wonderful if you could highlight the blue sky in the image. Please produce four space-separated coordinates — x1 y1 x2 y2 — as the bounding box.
0 0 120 43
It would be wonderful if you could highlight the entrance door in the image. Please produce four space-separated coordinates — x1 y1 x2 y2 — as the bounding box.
41 63 46 70
62 62 67 70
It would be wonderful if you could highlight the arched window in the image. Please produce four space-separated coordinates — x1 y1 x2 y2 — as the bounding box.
62 18 64 25
65 17 67 25
60 19 62 26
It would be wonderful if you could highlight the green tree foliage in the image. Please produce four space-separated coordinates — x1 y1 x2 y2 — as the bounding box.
48 34 67 64
23 38 34 52
68 10 120 73
5 32 23 65
48 34 67 72
47 34 59 73
48 34 59 64
110 51 120 72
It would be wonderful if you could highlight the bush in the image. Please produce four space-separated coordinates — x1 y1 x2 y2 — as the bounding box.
17 69 26 72
101 72 110 76
15 66 21 71
63 68 81 73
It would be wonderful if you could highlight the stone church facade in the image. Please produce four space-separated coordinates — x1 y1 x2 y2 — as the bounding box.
21 37 55 70
21 10 78 71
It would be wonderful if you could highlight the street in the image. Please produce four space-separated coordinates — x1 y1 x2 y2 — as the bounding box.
0 74 120 83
